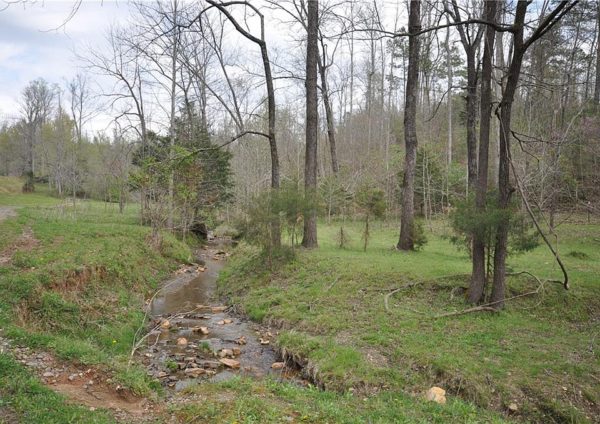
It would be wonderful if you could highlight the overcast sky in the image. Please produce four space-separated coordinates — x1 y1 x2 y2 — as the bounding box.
0 1 126 129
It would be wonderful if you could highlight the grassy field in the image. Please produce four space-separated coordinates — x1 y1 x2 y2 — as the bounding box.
1 176 598 423
0 178 191 422
218 218 600 423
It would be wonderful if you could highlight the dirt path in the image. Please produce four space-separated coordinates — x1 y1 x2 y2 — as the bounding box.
0 206 16 222
0 333 157 423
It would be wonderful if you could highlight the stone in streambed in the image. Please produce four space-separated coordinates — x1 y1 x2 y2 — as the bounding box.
192 326 209 335
218 349 234 358
184 368 206 377
219 358 240 369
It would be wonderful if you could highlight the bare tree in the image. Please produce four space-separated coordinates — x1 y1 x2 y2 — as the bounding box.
492 0 577 308
201 0 281 246
447 0 484 194
19 78 55 192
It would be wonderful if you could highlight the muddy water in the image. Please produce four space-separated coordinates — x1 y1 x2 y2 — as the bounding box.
139 243 284 391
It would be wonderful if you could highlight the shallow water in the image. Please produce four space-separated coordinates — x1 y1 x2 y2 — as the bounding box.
140 243 290 391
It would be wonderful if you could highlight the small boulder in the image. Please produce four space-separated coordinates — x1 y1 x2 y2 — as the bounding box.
218 349 234 358
219 358 240 369
425 387 446 404
192 326 210 335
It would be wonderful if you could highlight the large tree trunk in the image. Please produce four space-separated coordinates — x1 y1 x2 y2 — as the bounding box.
491 2 528 309
302 0 319 249
397 0 421 251
470 0 497 304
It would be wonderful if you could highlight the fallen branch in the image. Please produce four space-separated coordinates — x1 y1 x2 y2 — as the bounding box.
383 273 473 312
509 138 570 290
433 272 547 318
434 306 498 318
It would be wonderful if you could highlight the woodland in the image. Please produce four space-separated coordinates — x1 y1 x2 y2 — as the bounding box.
0 0 599 423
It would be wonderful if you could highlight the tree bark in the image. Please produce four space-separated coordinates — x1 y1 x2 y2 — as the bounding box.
470 0 497 304
302 0 319 248
397 0 421 251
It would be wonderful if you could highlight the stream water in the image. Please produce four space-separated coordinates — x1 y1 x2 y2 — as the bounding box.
138 242 288 391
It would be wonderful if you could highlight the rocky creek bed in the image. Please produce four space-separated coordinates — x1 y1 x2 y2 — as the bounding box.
136 242 299 392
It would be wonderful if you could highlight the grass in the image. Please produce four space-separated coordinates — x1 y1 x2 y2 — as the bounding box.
218 218 600 423
0 176 24 194
172 376 505 423
0 181 192 421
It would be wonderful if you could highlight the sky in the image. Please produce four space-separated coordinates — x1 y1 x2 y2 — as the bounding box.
0 0 127 131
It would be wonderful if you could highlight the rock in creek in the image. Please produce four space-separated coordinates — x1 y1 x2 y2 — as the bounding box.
219 358 240 369
191 326 209 335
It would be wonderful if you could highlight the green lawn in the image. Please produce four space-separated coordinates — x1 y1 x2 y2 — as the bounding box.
218 218 600 423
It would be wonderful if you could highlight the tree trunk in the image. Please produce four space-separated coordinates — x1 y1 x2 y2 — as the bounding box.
397 0 421 251
466 51 478 194
318 41 339 175
302 0 319 248
470 0 497 304
491 1 528 309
